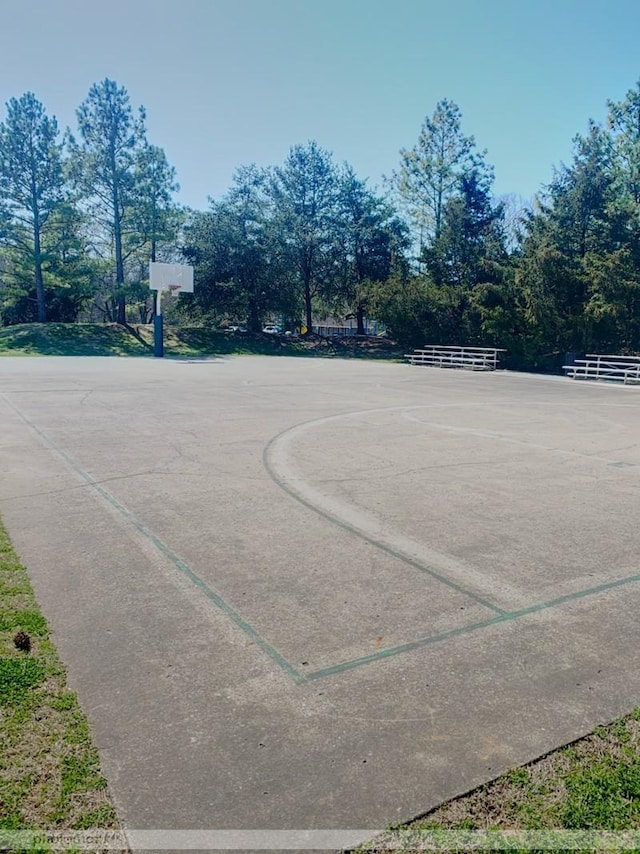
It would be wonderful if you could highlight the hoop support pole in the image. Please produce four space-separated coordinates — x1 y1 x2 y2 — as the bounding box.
154 288 164 358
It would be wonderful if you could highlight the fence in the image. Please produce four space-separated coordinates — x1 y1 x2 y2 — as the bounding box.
312 320 384 337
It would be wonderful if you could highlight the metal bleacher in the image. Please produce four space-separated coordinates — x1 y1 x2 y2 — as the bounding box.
405 345 505 371
563 354 640 385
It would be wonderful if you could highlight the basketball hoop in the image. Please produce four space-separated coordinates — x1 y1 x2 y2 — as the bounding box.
148 261 194 358
149 262 194 295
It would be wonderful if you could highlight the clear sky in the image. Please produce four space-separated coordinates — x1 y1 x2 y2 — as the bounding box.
1 0 639 210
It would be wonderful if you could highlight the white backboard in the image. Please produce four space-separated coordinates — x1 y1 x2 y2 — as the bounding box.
149 262 194 293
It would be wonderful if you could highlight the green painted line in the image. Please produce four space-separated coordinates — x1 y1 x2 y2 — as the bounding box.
263 426 505 615
305 614 510 680
1 395 305 685
86 480 305 684
512 572 640 617
8 393 640 687
306 571 640 681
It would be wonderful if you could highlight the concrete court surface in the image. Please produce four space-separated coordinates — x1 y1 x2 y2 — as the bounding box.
2 355 640 849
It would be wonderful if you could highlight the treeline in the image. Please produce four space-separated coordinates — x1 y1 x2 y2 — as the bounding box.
0 80 181 325
2 78 640 370
182 151 408 335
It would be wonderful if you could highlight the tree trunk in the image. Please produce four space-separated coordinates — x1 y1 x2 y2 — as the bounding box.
356 302 366 336
248 301 261 333
104 298 116 322
115 297 125 325
113 180 126 325
304 280 313 334
33 213 47 323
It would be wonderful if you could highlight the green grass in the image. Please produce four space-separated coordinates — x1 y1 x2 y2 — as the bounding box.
0 322 403 360
0 323 150 357
355 711 640 852
0 518 122 846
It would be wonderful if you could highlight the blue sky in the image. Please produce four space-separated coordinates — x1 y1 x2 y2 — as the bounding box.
1 0 639 210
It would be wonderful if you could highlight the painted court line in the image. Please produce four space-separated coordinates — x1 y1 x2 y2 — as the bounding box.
0 393 304 685
401 410 634 466
5 393 640 685
264 409 509 615
305 570 640 680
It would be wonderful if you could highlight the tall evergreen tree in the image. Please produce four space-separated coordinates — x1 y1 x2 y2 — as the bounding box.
183 165 292 330
516 122 623 354
608 79 640 207
69 79 147 324
389 99 480 257
134 142 181 263
270 141 340 333
425 167 506 290
337 167 408 333
0 92 66 322
0 200 98 325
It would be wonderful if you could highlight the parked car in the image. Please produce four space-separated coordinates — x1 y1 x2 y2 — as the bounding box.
262 325 281 334
226 325 246 333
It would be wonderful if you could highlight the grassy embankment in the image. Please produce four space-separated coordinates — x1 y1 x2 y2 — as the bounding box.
0 322 403 360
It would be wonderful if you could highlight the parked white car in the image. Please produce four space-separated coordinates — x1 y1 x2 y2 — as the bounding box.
262 325 281 334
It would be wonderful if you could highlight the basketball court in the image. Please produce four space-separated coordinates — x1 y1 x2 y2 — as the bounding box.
1 355 640 848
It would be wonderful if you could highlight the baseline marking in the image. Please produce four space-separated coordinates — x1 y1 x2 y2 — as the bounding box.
5 393 640 684
0 393 304 685
305 571 640 680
